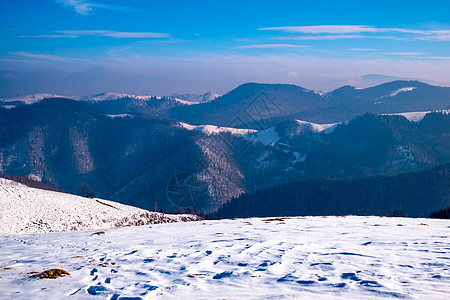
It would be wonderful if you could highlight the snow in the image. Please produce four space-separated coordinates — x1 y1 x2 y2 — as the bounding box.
105 114 133 119
247 120 339 146
83 92 155 102
374 87 417 102
84 92 218 105
314 90 326 96
0 216 448 299
0 179 200 235
388 87 416 97
173 98 201 105
2 92 220 106
2 93 74 104
179 122 257 136
1 92 155 104
383 109 450 122
172 92 220 104
295 120 338 133
0 105 16 110
247 126 280 145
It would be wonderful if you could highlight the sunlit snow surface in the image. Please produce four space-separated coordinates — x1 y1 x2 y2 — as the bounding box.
0 216 449 299
0 179 199 235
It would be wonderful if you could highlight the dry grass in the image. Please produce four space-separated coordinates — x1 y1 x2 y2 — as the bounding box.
262 218 285 222
33 269 70 279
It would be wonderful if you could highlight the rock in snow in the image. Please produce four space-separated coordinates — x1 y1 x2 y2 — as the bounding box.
0 178 200 235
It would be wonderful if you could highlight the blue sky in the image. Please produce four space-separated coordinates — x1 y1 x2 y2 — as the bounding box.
1 0 450 96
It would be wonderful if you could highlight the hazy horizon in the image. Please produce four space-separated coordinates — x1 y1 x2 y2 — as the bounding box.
1 0 450 97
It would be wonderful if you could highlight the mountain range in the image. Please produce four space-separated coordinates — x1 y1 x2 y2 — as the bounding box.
0 80 449 216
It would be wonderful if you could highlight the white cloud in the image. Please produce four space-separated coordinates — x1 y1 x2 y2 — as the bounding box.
34 30 171 39
274 34 365 40
3 52 450 94
428 56 450 60
380 52 424 56
55 0 93 15
288 71 299 78
348 48 379 51
259 25 382 34
259 25 450 42
21 34 78 39
233 44 306 49
10 51 91 63
55 0 141 15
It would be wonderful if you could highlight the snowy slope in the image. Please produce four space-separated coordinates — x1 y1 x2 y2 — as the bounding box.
1 93 75 105
82 92 158 102
179 122 257 135
296 119 338 133
172 98 201 105
383 109 450 122
0 179 200 235
248 125 280 145
0 216 448 299
388 87 417 97
373 87 418 103
247 120 339 146
172 92 220 104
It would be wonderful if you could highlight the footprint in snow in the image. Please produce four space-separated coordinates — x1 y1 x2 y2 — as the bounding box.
341 273 360 281
359 280 382 287
87 285 108 295
213 271 233 279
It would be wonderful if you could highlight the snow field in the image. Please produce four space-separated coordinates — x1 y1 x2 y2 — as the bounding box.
0 216 448 299
0 179 199 235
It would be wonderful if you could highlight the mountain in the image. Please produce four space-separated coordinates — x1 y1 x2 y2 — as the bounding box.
340 74 402 88
0 93 76 105
171 81 450 127
171 92 220 104
0 81 449 215
0 178 200 235
217 163 450 219
237 112 450 193
0 92 217 114
170 83 327 129
4 81 449 126
82 92 155 102
0 98 248 213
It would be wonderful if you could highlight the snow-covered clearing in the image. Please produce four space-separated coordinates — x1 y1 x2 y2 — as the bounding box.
388 87 417 97
0 216 448 299
374 87 417 102
179 122 257 135
0 179 199 235
383 110 450 122
295 119 338 133
1 93 71 105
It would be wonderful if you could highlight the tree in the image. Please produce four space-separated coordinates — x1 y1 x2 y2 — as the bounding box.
77 182 95 198
153 200 159 212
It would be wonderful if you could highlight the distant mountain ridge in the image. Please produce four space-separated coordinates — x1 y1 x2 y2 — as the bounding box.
0 91 219 106
3 80 449 127
0 80 449 215
171 80 450 127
